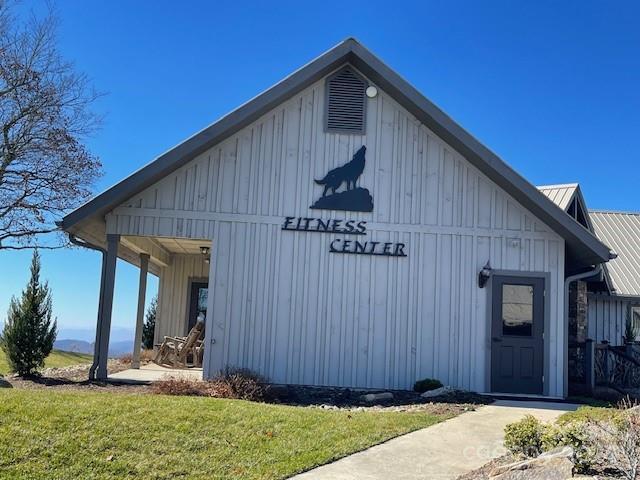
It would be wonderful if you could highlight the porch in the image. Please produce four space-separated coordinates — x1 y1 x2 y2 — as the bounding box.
68 227 213 381
109 364 203 384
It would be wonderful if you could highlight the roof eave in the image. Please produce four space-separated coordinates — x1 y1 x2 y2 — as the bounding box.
347 43 611 265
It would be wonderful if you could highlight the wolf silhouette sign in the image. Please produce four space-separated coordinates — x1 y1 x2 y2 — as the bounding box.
311 145 374 212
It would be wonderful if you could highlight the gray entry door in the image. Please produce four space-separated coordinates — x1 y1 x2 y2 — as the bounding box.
491 275 545 394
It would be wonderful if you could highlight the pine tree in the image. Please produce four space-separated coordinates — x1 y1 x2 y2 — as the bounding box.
142 295 157 350
0 250 57 375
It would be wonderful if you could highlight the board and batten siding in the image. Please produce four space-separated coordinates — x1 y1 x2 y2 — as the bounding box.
155 254 209 342
105 66 566 395
587 294 634 345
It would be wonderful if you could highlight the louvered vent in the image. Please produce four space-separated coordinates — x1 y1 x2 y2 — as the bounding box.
325 67 367 134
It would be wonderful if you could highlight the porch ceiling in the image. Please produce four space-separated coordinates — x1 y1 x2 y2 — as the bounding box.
153 237 211 255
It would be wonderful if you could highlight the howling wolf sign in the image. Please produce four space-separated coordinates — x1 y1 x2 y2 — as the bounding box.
311 145 374 212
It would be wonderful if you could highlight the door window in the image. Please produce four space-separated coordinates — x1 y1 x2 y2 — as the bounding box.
196 286 208 322
188 282 208 332
502 284 534 336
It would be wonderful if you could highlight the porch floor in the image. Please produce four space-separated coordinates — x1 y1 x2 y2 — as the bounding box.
108 363 203 384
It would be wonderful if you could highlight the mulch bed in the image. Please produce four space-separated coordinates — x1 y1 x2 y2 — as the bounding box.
266 384 492 415
4 363 493 416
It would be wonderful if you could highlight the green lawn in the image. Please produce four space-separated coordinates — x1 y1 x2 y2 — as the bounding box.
0 390 449 480
0 349 92 375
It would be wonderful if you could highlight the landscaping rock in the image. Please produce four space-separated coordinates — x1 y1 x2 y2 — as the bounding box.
360 392 394 403
267 384 289 399
0 376 13 388
489 446 574 480
420 386 454 398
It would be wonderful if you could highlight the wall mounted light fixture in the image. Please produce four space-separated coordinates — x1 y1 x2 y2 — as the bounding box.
200 246 211 264
478 261 492 288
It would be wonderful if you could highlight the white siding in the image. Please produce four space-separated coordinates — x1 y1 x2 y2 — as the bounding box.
106 67 566 395
587 294 632 345
156 254 209 342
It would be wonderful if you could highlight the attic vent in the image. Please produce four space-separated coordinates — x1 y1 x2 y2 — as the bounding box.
325 67 367 134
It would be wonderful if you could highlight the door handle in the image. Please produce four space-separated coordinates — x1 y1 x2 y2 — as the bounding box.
492 337 502 343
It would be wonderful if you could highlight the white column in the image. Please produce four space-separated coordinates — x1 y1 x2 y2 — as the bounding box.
132 253 150 369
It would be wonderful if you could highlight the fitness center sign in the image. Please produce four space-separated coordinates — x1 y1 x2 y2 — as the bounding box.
281 146 407 258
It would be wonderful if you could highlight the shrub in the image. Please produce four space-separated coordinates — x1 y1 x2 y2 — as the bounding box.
151 376 209 396
209 367 268 401
0 251 57 376
151 367 269 402
413 378 443 393
589 405 640 480
140 348 155 363
142 296 157 350
504 415 545 457
542 420 593 471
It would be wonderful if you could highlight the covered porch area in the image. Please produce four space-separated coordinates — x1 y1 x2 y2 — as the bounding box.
67 221 213 381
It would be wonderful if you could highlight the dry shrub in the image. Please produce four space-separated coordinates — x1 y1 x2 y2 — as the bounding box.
118 350 154 365
151 376 209 396
588 399 640 480
207 367 268 401
151 368 268 402
119 353 133 364
140 348 155 363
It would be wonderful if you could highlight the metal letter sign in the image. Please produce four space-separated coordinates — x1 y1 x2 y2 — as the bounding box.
282 145 407 257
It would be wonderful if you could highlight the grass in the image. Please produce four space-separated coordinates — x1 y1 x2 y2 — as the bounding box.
0 390 449 480
0 349 92 376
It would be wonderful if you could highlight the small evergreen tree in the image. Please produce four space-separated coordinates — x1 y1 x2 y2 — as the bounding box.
142 295 157 350
0 251 57 375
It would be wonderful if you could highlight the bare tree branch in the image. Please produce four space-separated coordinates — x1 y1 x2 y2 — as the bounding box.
0 0 103 249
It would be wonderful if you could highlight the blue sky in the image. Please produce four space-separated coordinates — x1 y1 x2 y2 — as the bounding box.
1 1 638 339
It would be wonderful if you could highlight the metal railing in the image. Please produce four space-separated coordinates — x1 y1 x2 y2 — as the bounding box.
569 341 640 394
595 344 640 389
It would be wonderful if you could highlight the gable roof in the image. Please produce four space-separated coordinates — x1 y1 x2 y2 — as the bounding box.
590 210 640 297
537 183 595 232
538 183 580 211
61 38 612 269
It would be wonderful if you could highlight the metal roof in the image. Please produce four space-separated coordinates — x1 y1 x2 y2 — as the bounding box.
61 38 612 268
537 183 580 211
590 210 640 297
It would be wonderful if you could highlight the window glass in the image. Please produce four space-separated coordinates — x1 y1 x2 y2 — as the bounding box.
502 284 534 336
197 287 208 321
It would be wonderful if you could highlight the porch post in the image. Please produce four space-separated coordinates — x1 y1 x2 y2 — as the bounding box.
132 253 150 369
95 233 119 380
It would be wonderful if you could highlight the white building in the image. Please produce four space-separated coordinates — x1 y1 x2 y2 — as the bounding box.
62 39 619 398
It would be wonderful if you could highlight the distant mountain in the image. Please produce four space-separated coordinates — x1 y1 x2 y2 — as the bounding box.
54 338 134 358
54 339 93 354
108 340 133 357
57 326 134 343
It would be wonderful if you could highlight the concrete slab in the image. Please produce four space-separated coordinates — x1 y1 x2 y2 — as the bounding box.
108 364 203 383
291 400 578 480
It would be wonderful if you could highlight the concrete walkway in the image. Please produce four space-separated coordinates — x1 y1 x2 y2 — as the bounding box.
108 364 203 383
292 400 578 480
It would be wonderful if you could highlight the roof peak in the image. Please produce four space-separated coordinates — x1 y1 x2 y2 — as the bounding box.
61 38 611 268
536 183 580 189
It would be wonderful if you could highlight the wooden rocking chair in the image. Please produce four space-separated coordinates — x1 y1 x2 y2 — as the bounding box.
153 321 205 368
